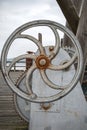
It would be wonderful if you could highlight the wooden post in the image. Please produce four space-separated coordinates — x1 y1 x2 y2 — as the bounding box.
76 0 87 83
62 0 82 47
56 0 79 34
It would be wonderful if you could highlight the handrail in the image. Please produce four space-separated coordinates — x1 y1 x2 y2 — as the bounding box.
7 60 26 71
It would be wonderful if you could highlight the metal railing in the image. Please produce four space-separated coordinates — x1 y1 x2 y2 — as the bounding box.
6 60 26 71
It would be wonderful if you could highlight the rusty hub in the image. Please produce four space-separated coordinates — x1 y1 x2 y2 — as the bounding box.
35 55 50 69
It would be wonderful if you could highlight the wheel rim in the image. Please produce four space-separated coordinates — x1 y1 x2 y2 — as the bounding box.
1 20 83 103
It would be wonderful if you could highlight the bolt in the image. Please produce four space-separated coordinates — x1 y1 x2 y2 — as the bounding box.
49 46 54 51
39 59 46 66
41 103 51 110
30 93 37 99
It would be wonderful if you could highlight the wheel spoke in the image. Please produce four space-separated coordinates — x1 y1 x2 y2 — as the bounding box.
17 34 45 55
49 53 77 70
7 54 36 74
48 26 60 60
40 69 64 90
26 63 37 94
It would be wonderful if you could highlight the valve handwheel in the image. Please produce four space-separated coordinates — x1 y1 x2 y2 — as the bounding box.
1 20 83 103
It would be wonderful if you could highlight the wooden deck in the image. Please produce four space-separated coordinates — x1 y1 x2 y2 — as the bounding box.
0 70 28 130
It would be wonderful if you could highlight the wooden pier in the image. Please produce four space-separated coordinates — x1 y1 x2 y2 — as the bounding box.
0 70 28 130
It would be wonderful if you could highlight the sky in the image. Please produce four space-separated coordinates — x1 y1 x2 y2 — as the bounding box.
0 0 66 58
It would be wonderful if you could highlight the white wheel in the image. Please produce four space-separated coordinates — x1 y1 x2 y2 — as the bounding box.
1 20 83 103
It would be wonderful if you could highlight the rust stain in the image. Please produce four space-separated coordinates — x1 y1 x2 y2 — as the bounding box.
35 55 50 70
41 103 52 111
49 46 54 51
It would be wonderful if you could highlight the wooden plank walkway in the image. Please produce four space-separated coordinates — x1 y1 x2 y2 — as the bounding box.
0 70 28 130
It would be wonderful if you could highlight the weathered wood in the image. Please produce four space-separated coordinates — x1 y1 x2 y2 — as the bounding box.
59 0 87 84
72 0 83 15
62 0 82 47
76 0 87 83
56 0 79 34
0 70 28 130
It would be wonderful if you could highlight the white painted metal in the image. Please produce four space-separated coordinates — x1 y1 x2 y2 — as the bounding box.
1 20 83 103
1 20 86 130
29 47 87 130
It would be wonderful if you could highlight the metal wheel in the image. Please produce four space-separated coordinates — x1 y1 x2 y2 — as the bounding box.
1 20 83 103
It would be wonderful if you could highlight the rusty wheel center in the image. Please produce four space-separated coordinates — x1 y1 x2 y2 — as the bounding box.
35 55 50 69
